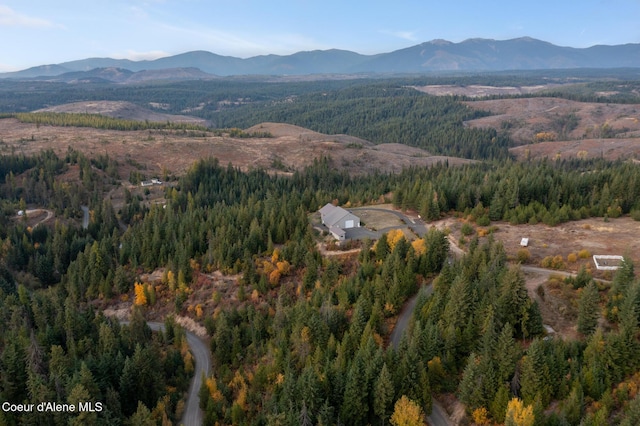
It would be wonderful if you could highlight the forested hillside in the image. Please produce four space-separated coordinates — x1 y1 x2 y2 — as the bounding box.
2 70 640 425
0 151 192 425
3 146 640 424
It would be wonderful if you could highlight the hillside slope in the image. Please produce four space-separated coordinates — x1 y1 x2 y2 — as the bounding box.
35 101 209 125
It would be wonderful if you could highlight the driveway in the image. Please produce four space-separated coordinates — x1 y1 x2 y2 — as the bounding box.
389 286 453 426
348 206 429 237
122 321 212 426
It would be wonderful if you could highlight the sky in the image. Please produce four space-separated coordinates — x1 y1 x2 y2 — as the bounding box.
1 0 639 72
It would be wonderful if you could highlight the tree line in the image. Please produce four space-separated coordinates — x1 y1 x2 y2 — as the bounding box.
11 112 209 132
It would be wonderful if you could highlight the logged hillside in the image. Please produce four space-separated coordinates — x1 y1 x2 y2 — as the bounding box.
0 118 470 178
461 97 640 160
36 101 209 126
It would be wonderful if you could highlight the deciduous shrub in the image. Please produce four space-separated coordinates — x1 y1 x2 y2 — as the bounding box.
517 248 531 264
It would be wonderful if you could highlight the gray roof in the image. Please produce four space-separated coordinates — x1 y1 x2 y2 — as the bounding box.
320 203 353 227
319 203 336 217
329 226 346 238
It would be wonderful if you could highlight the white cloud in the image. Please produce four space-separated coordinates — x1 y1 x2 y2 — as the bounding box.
0 5 63 29
157 22 327 57
380 29 419 42
111 50 171 61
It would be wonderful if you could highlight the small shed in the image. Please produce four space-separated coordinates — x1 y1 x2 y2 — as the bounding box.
520 238 529 247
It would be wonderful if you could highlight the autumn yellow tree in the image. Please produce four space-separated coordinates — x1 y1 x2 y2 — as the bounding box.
269 269 281 286
505 397 534 426
472 407 491 425
390 395 425 426
228 370 248 411
412 238 427 256
276 260 291 275
205 376 223 402
387 229 406 252
163 270 176 291
134 282 147 306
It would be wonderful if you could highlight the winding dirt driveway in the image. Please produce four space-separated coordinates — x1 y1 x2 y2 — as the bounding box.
389 286 453 426
24 208 54 226
121 321 212 426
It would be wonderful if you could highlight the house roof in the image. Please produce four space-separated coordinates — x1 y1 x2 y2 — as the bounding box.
320 203 354 227
329 226 346 238
319 203 336 217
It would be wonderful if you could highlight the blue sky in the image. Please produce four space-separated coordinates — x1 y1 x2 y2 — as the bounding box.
1 0 639 72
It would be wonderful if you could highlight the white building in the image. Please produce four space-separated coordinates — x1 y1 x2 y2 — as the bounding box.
319 203 360 240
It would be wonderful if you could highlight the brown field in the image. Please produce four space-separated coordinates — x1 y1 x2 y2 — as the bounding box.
444 215 640 275
510 138 640 161
0 119 472 179
36 101 209 125
461 97 640 160
412 84 562 97
441 215 640 338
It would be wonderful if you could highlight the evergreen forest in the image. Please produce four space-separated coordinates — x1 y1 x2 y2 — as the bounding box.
1 73 640 425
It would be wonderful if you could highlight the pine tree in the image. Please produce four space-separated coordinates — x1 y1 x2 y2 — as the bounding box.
562 381 584 425
458 353 483 410
577 281 600 336
620 392 640 426
519 339 552 406
606 257 635 322
494 323 521 384
341 356 368 425
490 385 510 424
374 364 394 425
497 266 532 338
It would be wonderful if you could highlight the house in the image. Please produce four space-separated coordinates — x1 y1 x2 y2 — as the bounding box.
319 203 360 229
319 203 360 241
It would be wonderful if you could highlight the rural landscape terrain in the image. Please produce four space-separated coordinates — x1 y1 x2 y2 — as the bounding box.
2 40 640 426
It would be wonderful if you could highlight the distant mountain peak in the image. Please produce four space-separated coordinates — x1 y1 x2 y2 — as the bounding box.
428 39 453 46
1 37 639 80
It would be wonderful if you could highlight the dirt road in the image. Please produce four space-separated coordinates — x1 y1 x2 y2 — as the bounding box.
24 208 54 226
122 321 212 426
389 285 453 426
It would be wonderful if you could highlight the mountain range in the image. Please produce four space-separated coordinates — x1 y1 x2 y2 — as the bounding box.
2 37 640 81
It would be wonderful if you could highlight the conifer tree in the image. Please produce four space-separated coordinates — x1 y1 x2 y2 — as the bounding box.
375 364 394 425
578 281 600 336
